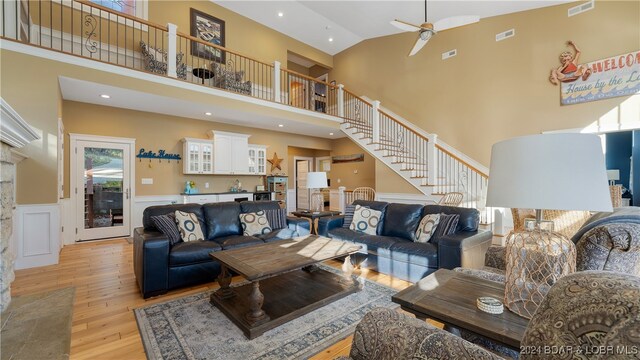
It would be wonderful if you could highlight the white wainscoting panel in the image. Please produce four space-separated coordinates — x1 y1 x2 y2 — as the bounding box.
375 192 438 205
133 195 182 229
15 204 60 270
60 198 76 245
287 189 296 214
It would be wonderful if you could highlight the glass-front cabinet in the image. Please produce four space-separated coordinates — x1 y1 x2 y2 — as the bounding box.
248 145 268 175
182 138 214 174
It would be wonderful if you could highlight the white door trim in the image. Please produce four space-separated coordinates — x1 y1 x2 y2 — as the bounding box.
293 156 314 210
70 134 136 241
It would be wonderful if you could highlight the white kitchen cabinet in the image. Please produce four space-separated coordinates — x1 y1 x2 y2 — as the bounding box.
182 138 214 174
183 194 219 204
209 131 250 175
248 145 268 175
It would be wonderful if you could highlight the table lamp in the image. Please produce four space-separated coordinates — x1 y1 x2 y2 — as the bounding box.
307 172 328 213
486 133 612 318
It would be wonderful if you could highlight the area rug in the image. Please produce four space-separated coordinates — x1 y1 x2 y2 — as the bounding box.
134 264 398 360
1 287 75 360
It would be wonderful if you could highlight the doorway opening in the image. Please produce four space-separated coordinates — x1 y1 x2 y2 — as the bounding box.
286 51 331 113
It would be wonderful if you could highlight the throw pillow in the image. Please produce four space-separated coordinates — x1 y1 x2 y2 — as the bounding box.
432 213 460 240
415 214 441 243
342 204 356 229
174 211 205 242
151 213 182 246
240 211 272 236
264 208 287 230
350 205 382 235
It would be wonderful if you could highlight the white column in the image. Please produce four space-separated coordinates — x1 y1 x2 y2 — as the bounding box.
427 134 438 186
372 100 381 143
338 186 346 213
273 61 281 103
337 84 345 118
166 23 178 78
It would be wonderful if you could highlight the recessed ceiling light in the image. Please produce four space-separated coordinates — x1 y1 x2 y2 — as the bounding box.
100 94 110 99
329 132 334 136
278 12 283 17
278 124 284 128
328 38 334 42
205 112 212 116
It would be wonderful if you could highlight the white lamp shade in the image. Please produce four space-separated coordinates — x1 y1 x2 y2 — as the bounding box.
486 133 612 212
306 172 328 189
607 170 620 181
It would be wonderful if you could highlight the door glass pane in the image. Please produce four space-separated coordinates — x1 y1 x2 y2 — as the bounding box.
84 147 124 229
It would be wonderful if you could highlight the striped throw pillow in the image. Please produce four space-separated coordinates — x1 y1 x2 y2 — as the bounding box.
151 213 182 246
432 213 460 241
264 208 287 230
342 204 356 229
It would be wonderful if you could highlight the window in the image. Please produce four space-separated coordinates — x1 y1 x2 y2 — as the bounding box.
91 0 136 16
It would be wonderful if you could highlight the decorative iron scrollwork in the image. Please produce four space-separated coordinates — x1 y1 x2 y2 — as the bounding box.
84 14 98 54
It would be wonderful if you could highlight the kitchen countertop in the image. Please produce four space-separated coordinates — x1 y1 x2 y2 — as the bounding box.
180 191 253 196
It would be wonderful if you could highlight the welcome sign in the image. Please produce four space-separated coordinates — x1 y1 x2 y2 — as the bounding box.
561 50 640 105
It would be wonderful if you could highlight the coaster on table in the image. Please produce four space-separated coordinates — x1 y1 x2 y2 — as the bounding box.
477 297 504 314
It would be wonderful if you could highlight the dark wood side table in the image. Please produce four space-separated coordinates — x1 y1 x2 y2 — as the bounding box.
392 269 529 350
291 210 341 234
192 68 214 85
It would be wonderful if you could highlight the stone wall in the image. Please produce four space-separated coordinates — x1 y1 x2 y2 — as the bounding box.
0 142 16 312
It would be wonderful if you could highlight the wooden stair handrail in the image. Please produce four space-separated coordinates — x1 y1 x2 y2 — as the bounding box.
74 0 168 31
280 67 339 89
435 144 488 179
176 31 275 69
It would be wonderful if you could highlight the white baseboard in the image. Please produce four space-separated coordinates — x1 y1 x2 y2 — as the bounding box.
15 203 60 270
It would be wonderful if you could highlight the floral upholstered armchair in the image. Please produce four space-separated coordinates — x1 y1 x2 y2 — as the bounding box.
140 41 187 80
338 271 640 360
211 62 252 95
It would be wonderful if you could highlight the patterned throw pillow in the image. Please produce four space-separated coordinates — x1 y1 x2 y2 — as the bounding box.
343 204 356 229
432 213 460 240
264 209 287 230
174 211 205 242
415 214 441 243
239 211 272 236
349 205 382 235
151 213 182 246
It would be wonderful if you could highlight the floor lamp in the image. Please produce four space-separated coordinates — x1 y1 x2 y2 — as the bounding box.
307 172 328 213
485 133 612 318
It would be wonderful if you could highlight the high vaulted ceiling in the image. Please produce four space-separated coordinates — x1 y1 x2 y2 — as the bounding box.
215 1 571 55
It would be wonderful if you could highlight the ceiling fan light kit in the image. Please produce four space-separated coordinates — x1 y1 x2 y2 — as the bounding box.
390 0 479 56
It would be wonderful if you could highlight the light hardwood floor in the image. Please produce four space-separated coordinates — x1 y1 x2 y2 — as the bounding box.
11 238 416 360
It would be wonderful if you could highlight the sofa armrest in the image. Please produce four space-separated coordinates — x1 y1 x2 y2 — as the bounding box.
286 216 311 236
317 215 345 237
438 229 493 270
133 227 170 298
348 308 501 360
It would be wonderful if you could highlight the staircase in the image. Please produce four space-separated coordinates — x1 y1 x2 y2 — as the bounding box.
338 93 490 217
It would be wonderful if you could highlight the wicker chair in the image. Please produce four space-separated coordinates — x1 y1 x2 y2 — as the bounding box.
438 192 464 206
139 41 187 80
351 187 376 202
610 185 622 208
511 208 591 240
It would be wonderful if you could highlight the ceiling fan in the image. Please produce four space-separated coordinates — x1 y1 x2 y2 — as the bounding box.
391 0 480 56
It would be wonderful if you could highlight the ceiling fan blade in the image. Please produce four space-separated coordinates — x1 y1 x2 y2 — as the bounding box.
391 19 422 32
408 34 430 56
433 15 480 32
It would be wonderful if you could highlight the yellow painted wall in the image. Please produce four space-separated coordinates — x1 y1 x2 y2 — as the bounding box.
330 1 640 191
62 101 333 196
287 61 310 76
149 1 332 69
329 137 375 190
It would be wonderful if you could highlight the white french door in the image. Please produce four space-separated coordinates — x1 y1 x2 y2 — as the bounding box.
73 137 133 241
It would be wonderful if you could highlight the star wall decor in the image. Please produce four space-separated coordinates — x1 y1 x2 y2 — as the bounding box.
268 152 283 172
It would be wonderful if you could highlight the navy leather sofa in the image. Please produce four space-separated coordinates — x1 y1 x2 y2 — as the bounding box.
317 200 492 282
133 201 310 298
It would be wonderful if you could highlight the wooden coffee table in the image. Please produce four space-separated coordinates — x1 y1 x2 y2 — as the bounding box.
209 235 362 339
392 269 529 350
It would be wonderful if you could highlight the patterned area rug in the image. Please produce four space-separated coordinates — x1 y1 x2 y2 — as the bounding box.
134 264 398 360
